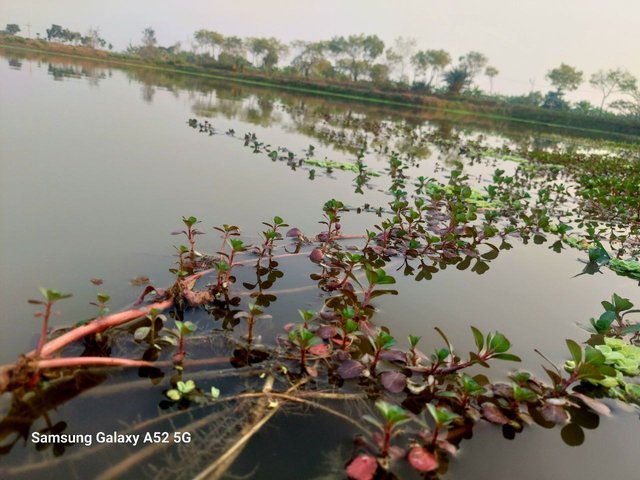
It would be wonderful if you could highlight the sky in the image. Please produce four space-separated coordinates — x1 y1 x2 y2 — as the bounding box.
1 0 639 102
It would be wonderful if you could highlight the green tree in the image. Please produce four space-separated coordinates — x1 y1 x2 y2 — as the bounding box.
5 24 20 35
443 67 472 95
485 65 499 93
327 34 385 81
291 40 327 77
459 51 488 80
247 37 287 69
411 49 451 89
589 68 637 111
542 90 570 110
46 24 64 42
370 63 391 85
546 63 583 94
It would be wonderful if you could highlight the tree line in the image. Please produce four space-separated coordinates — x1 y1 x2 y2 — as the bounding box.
2 22 639 117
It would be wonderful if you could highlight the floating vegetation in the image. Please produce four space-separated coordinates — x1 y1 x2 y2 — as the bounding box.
3 108 640 478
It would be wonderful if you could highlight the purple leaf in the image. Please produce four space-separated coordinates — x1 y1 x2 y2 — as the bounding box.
380 349 407 362
380 371 407 393
338 360 364 379
286 227 303 238
540 403 568 425
309 248 324 263
482 403 509 425
316 325 336 339
335 350 351 362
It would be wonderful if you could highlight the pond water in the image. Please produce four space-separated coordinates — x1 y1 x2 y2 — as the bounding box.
1 48 639 479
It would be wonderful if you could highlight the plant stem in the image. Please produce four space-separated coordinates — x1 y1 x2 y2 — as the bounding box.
35 301 53 357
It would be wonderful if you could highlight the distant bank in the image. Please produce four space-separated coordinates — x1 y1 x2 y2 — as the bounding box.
2 35 639 139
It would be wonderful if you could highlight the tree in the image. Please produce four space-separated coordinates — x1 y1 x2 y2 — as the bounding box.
5 24 20 35
46 24 64 42
390 36 416 82
589 68 637 111
459 51 488 81
291 40 327 78
411 49 451 89
542 91 569 110
247 37 287 69
370 64 391 85
193 29 210 55
219 36 248 70
485 66 499 93
327 34 385 81
82 27 105 49
193 29 224 59
546 63 583 93
610 88 640 117
443 67 472 95
141 27 157 49
384 48 403 81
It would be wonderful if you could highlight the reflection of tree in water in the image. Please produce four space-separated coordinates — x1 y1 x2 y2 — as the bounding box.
7 58 22 70
190 87 282 127
46 62 107 86
141 83 156 103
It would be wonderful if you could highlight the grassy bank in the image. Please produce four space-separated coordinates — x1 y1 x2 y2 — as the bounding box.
2 35 639 139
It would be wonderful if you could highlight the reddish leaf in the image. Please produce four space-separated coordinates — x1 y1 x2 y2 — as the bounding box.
286 227 303 238
305 366 318 377
540 403 568 424
283 323 295 333
335 350 351 362
380 371 407 393
482 403 509 425
389 445 406 460
571 392 611 416
135 285 167 305
317 325 336 339
309 248 324 263
337 360 364 379
408 446 438 472
309 344 330 357
346 454 377 480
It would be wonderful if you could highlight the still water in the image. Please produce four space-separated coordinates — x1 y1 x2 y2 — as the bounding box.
0 49 638 479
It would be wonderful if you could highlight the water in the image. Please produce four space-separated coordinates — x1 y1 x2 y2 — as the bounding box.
1 48 638 479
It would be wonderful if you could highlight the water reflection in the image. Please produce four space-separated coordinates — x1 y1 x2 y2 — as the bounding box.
3 49 625 147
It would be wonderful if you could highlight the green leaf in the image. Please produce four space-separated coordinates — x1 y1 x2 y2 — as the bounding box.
40 288 72 302
96 293 111 304
621 323 640 335
513 384 537 402
166 389 181 401
210 386 221 399
612 294 633 312
492 353 522 362
488 332 511 354
470 326 484 351
178 380 196 394
375 401 410 425
408 335 421 348
566 339 582 365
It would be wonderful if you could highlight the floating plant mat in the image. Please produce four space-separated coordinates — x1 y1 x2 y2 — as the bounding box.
2 192 640 479
3 52 640 478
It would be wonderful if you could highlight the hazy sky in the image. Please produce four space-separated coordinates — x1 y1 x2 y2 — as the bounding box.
2 0 639 101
